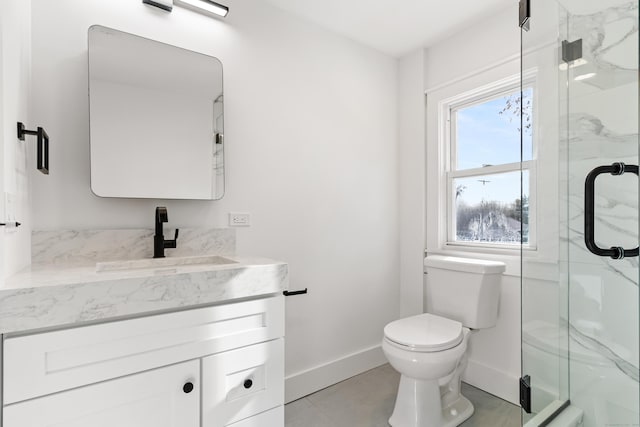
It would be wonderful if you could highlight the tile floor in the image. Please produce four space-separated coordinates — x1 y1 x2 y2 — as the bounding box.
285 364 520 427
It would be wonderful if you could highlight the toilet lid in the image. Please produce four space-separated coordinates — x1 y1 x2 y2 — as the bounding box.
384 313 463 352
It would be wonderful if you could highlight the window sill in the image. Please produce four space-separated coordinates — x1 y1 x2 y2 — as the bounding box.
445 241 532 252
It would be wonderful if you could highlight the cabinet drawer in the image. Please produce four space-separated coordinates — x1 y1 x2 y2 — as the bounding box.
202 339 284 426
4 296 284 404
227 406 284 427
3 360 199 427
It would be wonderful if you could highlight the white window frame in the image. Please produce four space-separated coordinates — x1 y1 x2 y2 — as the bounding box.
440 72 538 251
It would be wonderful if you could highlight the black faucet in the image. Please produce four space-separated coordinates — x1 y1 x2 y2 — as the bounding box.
154 207 179 258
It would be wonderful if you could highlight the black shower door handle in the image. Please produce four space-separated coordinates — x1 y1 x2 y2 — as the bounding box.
584 162 639 259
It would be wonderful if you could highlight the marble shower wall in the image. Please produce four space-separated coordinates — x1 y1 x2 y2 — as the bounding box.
561 1 639 425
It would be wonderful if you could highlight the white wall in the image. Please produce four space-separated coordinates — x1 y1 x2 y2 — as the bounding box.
0 0 32 281
0 1 5 282
423 4 520 92
398 2 524 404
397 50 426 318
29 0 399 401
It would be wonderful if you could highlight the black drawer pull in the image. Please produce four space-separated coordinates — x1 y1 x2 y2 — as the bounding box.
243 379 253 389
183 382 194 393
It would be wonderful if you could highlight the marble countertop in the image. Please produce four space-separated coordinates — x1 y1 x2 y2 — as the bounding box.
1 255 288 335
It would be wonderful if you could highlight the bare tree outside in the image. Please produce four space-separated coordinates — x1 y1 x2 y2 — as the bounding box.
498 91 533 136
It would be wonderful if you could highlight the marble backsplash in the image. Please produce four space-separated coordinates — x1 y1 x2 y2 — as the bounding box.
31 228 236 265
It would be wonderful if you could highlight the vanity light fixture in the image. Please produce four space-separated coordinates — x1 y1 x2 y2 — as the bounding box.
142 0 173 12
174 0 229 17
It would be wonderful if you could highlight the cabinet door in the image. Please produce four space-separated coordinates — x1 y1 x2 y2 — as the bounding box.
3 360 199 427
202 339 284 426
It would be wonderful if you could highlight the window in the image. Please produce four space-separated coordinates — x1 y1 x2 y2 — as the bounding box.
446 82 535 249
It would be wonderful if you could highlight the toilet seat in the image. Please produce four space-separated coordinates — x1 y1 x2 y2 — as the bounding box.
384 313 463 352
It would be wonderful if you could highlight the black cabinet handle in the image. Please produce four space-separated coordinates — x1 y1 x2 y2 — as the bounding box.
584 162 639 259
243 379 253 389
183 382 194 393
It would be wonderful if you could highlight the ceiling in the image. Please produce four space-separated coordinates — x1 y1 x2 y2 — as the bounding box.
263 0 516 57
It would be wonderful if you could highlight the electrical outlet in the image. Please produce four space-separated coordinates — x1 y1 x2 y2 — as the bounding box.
229 212 251 227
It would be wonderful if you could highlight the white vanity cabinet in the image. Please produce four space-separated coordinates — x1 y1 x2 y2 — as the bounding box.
1 296 285 427
4 360 200 427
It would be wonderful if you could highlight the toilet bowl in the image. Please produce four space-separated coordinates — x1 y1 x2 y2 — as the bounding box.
383 313 474 427
383 255 505 427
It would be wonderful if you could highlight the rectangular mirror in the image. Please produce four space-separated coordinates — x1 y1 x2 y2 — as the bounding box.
88 25 224 200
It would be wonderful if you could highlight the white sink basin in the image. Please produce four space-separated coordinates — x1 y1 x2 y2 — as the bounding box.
96 255 237 273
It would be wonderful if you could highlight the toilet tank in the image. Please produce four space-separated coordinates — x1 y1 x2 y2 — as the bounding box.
424 255 505 329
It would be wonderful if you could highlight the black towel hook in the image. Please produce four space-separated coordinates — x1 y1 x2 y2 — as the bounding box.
17 122 49 175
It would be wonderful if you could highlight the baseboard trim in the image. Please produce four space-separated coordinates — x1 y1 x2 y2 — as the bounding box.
285 345 387 403
463 358 519 405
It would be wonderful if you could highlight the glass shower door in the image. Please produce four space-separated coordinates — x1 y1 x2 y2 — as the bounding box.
521 0 639 426
520 1 570 424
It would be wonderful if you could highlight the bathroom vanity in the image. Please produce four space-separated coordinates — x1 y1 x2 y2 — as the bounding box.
0 229 287 427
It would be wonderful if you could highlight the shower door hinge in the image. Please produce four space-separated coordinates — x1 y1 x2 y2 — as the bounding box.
519 0 531 31
520 375 532 413
562 39 583 63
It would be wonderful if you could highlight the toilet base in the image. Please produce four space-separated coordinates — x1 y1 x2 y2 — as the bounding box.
388 375 474 427
441 394 474 427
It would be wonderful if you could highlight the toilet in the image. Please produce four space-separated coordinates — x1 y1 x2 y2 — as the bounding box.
382 255 505 427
